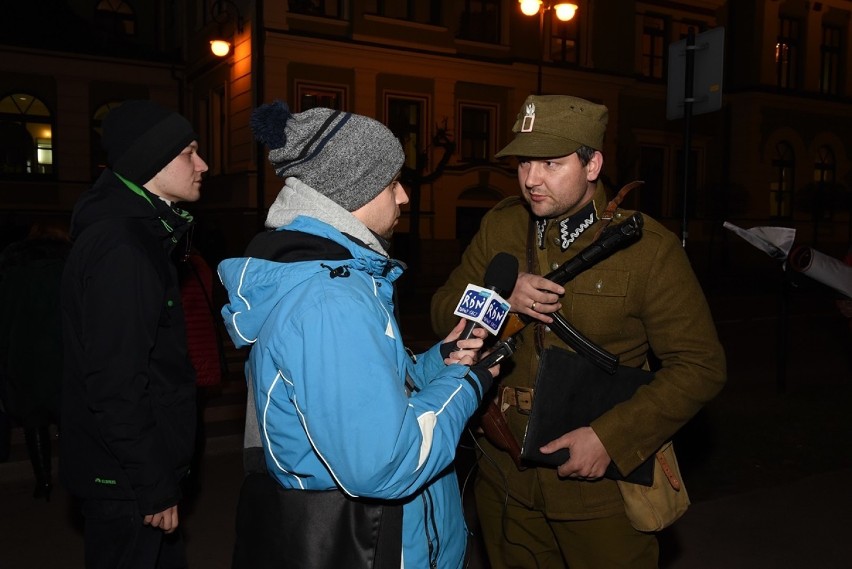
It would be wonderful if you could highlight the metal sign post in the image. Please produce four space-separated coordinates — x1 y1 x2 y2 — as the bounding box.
667 27 725 247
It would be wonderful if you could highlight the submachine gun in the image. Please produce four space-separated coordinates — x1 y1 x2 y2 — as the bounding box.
477 211 645 375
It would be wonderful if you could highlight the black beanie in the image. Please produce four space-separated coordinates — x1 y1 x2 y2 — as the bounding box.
101 100 197 186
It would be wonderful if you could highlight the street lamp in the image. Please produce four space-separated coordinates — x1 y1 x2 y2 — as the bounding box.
209 0 245 58
518 1 579 94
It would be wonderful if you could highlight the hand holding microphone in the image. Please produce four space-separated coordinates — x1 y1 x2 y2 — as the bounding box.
442 252 518 398
453 252 518 342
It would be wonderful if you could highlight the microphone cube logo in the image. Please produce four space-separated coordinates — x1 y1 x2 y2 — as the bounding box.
482 298 509 333
455 285 491 320
454 285 511 336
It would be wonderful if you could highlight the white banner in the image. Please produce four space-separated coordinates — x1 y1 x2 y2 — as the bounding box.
788 246 852 299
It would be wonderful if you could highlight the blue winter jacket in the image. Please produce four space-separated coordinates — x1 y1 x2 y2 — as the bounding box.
219 215 484 569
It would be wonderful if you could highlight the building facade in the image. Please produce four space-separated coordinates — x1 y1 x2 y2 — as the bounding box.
2 0 850 277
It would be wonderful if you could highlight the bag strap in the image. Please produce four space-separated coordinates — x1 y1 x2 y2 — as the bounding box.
655 449 682 491
593 180 644 240
525 215 546 353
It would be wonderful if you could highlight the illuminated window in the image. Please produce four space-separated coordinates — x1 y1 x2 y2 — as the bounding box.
94 0 136 36
776 17 800 90
770 141 795 218
0 93 53 176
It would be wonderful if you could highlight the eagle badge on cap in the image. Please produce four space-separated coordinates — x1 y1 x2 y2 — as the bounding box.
521 103 536 132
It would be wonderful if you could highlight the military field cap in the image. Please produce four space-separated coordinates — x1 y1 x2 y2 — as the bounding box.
495 94 608 158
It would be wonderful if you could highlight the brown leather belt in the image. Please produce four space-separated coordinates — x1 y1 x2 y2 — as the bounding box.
500 386 534 414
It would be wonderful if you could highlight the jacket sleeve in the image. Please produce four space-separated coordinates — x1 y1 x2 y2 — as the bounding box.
271 279 483 500
590 227 727 475
81 237 181 514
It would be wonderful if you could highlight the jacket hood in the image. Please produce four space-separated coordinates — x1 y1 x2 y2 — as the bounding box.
218 216 404 349
266 177 389 256
70 169 193 246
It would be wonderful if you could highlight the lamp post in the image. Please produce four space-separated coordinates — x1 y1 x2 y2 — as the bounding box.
518 1 578 94
209 0 245 58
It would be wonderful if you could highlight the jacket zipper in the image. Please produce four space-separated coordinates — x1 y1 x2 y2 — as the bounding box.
421 488 440 568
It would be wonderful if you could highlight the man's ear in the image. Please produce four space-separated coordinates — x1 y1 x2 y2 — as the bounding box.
585 150 604 181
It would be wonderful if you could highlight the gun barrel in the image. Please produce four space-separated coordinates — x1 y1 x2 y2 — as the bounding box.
544 212 643 286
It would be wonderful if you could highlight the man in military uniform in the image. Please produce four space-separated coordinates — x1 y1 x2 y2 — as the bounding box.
431 94 726 568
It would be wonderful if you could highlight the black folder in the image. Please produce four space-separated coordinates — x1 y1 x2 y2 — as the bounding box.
520 347 655 486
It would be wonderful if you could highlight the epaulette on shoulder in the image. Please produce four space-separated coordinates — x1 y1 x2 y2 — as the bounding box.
492 195 525 212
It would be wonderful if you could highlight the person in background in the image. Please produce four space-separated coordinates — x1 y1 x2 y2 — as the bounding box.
219 100 497 569
178 247 225 505
61 100 207 569
0 223 71 500
432 94 727 568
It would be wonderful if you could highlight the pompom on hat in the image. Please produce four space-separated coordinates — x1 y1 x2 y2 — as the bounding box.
251 101 404 212
101 100 197 186
496 95 608 159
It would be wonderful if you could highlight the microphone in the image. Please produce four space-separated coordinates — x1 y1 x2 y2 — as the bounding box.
453 252 518 341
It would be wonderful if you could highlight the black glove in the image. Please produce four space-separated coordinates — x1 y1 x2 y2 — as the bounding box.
464 366 493 402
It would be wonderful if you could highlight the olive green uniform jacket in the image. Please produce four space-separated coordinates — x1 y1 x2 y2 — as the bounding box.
431 183 727 520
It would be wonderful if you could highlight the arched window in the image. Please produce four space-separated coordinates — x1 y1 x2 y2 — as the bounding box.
91 101 123 178
94 0 136 36
0 93 53 176
770 141 794 218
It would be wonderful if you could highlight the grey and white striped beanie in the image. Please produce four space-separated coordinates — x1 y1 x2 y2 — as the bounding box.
250 101 404 212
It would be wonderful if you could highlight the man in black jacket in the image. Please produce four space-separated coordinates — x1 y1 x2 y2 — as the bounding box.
61 100 207 569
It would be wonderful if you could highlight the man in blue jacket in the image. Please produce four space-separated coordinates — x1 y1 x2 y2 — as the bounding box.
61 100 207 569
219 101 497 569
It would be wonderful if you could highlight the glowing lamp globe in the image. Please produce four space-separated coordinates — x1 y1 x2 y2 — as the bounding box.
520 0 543 17
554 3 578 21
210 40 231 57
